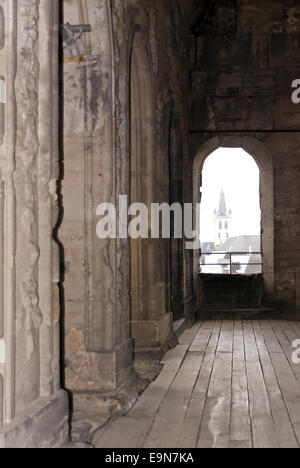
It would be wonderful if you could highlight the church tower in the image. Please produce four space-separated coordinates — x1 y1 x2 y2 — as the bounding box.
214 189 232 246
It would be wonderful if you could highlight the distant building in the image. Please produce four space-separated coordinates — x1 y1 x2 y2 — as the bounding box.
217 235 262 274
200 235 262 275
214 189 232 246
201 242 215 254
216 235 261 253
200 190 262 275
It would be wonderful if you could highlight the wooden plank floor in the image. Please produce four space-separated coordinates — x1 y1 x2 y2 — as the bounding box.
95 320 300 449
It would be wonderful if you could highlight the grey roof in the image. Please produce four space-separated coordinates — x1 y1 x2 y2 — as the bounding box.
217 235 261 253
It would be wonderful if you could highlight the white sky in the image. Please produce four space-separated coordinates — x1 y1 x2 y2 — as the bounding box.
200 148 261 242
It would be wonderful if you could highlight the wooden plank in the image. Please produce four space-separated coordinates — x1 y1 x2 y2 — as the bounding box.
177 322 222 448
160 344 189 370
217 320 233 353
230 440 252 449
177 355 215 448
96 417 151 449
270 321 300 384
254 327 298 448
201 320 216 329
269 320 291 346
243 320 253 331
288 321 300 337
252 324 265 347
251 320 261 331
190 322 214 352
246 361 278 448
208 351 232 399
96 344 189 448
259 320 273 330
271 352 300 445
243 321 260 362
244 323 278 448
280 320 299 333
233 320 244 352
143 352 204 448
206 321 222 352
260 324 284 354
222 320 234 331
230 321 252 446
197 396 231 449
178 322 202 345
280 321 300 344
131 345 189 420
198 350 232 448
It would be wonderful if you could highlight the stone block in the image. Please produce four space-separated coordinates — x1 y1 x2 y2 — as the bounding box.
0 391 69 449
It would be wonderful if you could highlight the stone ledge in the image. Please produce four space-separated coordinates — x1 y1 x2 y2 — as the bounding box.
70 368 143 445
0 390 69 448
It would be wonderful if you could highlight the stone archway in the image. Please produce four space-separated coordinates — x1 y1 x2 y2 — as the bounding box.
193 136 274 304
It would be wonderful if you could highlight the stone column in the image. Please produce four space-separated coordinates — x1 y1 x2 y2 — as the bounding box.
0 0 68 448
128 17 174 358
61 0 137 414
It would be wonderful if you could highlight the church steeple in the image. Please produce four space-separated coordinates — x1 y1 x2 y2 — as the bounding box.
213 188 232 246
218 188 228 216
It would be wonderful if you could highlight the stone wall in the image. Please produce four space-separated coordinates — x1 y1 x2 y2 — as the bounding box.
189 0 300 311
2 0 299 447
0 0 68 448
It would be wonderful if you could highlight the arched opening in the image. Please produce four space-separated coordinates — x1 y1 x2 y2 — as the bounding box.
200 148 262 276
193 137 274 308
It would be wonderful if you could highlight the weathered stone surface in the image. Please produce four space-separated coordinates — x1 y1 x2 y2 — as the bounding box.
0 0 68 448
0 391 69 449
1 0 300 448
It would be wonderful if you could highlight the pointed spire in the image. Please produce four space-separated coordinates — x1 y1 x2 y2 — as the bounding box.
218 188 228 216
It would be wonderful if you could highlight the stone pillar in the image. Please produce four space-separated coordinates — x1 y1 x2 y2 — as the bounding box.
169 112 185 321
0 0 68 448
129 19 174 358
61 0 136 414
